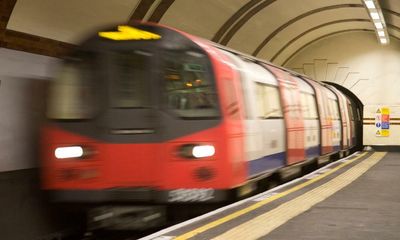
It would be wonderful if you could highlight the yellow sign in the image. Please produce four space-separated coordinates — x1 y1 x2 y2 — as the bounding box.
98 26 161 41
376 129 390 137
375 106 390 137
381 129 390 137
381 107 390 115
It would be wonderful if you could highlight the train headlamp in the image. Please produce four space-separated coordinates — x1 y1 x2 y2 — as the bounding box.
55 146 92 159
193 145 215 158
179 144 215 159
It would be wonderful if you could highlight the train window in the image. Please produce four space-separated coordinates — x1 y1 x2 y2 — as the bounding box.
307 94 318 119
286 87 299 118
329 99 340 120
327 99 332 118
300 93 309 118
255 84 264 117
255 83 282 119
324 96 331 119
239 77 250 119
348 103 355 120
163 50 219 119
316 94 325 117
300 92 318 119
110 51 151 108
47 52 99 119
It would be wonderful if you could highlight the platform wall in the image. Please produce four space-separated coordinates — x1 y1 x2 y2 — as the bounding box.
363 105 400 146
0 48 58 172
0 48 83 240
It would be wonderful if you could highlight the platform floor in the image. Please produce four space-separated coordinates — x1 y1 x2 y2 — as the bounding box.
141 151 400 240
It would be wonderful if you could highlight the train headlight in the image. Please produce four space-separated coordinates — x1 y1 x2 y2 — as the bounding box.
192 145 215 158
55 146 85 159
179 144 215 159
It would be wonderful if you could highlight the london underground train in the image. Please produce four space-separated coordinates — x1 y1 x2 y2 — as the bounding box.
41 22 362 229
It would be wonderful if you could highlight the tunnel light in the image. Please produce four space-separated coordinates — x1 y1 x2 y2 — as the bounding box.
374 22 383 29
192 145 215 158
364 0 389 45
370 12 380 20
364 0 376 9
55 146 84 159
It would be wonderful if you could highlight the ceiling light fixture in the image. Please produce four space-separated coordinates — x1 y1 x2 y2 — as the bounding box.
374 22 383 29
365 0 376 9
370 12 380 20
364 0 389 45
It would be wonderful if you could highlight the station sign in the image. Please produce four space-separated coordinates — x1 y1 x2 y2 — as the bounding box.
375 107 390 137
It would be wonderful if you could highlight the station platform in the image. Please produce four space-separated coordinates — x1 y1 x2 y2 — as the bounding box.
140 151 400 240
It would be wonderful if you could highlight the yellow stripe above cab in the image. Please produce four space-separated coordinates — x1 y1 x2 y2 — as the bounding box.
98 25 161 41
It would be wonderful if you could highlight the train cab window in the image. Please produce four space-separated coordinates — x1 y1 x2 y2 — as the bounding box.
47 52 99 119
255 83 283 119
163 50 219 119
110 50 152 108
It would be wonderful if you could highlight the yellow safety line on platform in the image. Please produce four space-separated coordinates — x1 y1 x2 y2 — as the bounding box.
173 152 370 240
212 152 386 240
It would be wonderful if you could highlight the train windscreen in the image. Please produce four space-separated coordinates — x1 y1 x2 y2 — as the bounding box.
163 50 219 119
47 26 219 120
110 50 152 108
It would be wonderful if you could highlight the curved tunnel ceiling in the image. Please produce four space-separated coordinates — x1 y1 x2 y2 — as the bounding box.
1 0 400 64
251 4 365 56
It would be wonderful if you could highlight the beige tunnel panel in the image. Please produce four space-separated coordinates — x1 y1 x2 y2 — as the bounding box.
7 0 141 43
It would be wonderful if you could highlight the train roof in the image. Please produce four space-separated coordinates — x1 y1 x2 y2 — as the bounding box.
75 22 327 90
75 22 204 54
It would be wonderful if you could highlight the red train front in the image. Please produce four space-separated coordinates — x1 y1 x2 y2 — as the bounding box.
41 23 248 220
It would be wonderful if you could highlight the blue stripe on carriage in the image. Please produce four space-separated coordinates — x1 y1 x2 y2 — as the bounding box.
248 152 286 177
305 145 320 159
333 145 341 152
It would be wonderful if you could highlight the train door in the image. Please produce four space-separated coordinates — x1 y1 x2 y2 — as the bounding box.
328 86 351 151
325 88 341 152
303 79 334 155
104 49 160 185
347 97 357 147
265 66 305 165
296 77 320 159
